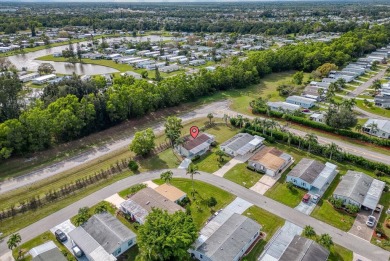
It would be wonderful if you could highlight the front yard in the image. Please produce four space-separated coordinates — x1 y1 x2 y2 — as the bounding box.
224 163 262 188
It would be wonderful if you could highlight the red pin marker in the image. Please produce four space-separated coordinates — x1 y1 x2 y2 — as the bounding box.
190 126 199 139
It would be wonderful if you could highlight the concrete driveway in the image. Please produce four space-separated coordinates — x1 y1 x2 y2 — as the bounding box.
295 201 316 215
349 209 381 241
250 175 278 195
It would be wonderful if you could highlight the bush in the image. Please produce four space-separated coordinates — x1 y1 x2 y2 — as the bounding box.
207 197 217 208
178 196 191 207
346 204 359 214
128 160 139 171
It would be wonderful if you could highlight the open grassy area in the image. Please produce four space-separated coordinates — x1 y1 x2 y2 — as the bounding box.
192 149 224 173
243 206 285 260
224 163 262 188
153 178 235 229
12 231 74 261
371 191 390 251
328 244 353 261
356 99 390 118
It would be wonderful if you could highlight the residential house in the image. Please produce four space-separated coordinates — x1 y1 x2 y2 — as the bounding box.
267 101 301 113
120 71 142 80
19 72 39 83
32 74 57 85
279 235 329 261
175 132 215 159
375 95 390 109
247 147 293 177
286 96 316 109
220 133 264 157
286 158 337 194
69 212 136 261
190 213 261 261
310 113 325 123
363 119 390 139
159 64 180 73
333 171 385 210
154 183 187 203
30 241 67 261
120 187 183 224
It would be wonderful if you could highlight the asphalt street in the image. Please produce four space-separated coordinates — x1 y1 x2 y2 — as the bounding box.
0 169 388 261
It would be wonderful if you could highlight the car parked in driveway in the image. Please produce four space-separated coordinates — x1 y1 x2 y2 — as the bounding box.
72 245 83 257
311 194 320 203
302 193 311 203
366 215 376 227
55 229 67 242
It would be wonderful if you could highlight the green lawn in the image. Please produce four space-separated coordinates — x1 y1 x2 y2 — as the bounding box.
224 163 262 188
138 148 181 172
356 100 390 118
328 244 353 261
12 231 74 261
243 206 285 260
311 174 355 231
265 178 306 208
192 148 225 173
371 191 390 251
153 178 234 229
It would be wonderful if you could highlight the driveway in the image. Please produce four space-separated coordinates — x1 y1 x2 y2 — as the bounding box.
347 67 387 97
349 209 381 241
295 201 316 215
104 193 125 208
250 175 279 195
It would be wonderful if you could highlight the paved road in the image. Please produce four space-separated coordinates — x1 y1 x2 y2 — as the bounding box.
347 68 387 97
0 169 388 261
354 106 390 120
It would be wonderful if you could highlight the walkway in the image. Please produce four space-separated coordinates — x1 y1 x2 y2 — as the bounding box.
0 169 388 261
213 150 257 177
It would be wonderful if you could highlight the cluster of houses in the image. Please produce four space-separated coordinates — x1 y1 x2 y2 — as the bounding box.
362 118 390 139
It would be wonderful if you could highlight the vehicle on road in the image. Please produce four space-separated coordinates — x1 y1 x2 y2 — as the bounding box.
302 193 311 203
55 229 67 242
366 215 376 227
72 245 83 257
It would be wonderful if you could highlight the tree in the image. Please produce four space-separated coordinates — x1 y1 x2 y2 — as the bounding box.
267 119 278 138
318 233 333 249
222 114 229 126
207 113 214 125
129 128 155 156
141 70 148 79
303 225 316 238
305 133 318 153
37 63 55 75
340 98 356 111
7 233 21 250
355 123 362 132
154 67 162 82
292 71 304 85
94 202 108 214
215 149 225 163
0 73 23 122
128 160 139 171
160 170 173 184
207 196 217 208
316 63 338 77
326 142 341 161
326 106 357 129
137 209 197 261
75 207 90 226
186 163 200 194
76 43 82 62
366 122 378 135
371 79 382 93
164 116 183 148
335 78 346 90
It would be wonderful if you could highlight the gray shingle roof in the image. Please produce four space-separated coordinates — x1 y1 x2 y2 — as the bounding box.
279 235 329 261
288 158 325 184
196 213 261 260
32 248 67 261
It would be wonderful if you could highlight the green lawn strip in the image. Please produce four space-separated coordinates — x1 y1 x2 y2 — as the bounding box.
138 148 181 172
328 244 353 261
224 163 262 188
242 206 285 260
264 176 306 208
192 148 224 173
153 178 234 229
12 231 74 261
356 100 390 118
118 184 147 198
371 191 390 251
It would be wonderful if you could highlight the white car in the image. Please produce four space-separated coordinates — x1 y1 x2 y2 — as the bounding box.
311 194 320 203
366 215 376 227
72 245 83 257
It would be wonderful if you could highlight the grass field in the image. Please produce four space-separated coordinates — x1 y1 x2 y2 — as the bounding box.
328 244 353 261
243 206 285 260
224 163 262 188
356 100 390 118
153 178 234 229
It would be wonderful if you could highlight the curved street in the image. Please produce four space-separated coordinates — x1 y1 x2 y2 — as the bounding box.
0 169 388 261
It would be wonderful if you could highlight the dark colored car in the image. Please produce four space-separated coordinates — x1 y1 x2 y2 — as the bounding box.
302 193 311 203
55 229 67 242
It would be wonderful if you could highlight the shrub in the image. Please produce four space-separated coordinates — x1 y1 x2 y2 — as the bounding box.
346 204 359 214
128 160 139 171
207 197 217 208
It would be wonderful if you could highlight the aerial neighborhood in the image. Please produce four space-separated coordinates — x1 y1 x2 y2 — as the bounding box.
0 2 390 261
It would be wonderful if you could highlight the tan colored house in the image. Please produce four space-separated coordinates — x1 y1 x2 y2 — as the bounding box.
248 147 292 177
154 184 187 203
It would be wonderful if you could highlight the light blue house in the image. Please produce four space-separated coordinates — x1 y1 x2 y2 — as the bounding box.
286 158 337 195
286 96 316 109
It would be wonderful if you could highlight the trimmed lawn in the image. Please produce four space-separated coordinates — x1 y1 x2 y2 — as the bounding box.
192 148 224 173
265 179 306 208
356 100 390 118
311 174 355 231
243 206 285 260
138 148 181 171
12 231 74 261
153 178 234 229
328 244 353 261
224 163 262 188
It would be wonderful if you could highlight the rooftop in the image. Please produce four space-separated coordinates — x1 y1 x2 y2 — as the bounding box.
288 158 326 184
250 147 290 171
181 133 214 151
279 235 329 261
154 183 187 202
220 133 264 155
333 171 373 206
364 118 390 133
30 241 67 261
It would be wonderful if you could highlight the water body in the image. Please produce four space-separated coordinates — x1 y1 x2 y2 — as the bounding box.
7 35 171 75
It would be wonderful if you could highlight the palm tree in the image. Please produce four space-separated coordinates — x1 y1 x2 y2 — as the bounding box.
267 119 279 138
207 113 214 125
261 119 268 135
186 163 200 195
326 142 341 161
318 233 333 249
341 98 356 111
367 122 378 135
303 225 316 238
222 114 229 126
355 123 362 133
160 170 173 184
215 149 225 163
305 133 318 153
252 118 262 132
236 115 244 128
7 233 21 250
287 131 294 147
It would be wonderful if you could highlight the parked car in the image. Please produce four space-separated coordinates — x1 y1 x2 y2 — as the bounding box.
302 193 311 203
311 194 320 203
374 205 382 213
366 215 376 227
72 245 83 257
55 229 67 242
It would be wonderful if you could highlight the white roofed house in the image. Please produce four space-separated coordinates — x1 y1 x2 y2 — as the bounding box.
363 119 390 139
310 113 326 123
175 132 215 159
220 133 264 157
267 101 301 113
286 95 317 109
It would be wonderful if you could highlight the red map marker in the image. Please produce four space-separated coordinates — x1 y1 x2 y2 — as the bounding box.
190 126 199 139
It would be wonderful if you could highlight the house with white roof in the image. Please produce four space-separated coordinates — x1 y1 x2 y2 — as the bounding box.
220 133 264 157
286 96 316 109
363 119 390 139
175 132 215 159
267 101 301 113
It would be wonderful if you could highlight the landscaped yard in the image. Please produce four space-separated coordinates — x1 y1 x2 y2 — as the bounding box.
264 177 306 208
192 148 225 173
138 148 181 172
153 178 234 229
243 206 285 260
356 99 390 118
224 163 262 188
328 244 353 261
371 190 390 251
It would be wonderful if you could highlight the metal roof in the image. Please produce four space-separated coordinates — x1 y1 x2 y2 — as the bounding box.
362 179 385 209
220 133 264 155
333 171 373 206
29 241 57 258
279 235 329 261
286 95 317 104
31 248 68 261
311 162 337 191
267 101 301 111
288 158 325 184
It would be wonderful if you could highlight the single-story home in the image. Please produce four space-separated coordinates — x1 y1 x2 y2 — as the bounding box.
333 171 385 210
310 113 325 123
286 158 337 194
190 213 261 261
160 64 180 73
267 101 301 113
175 132 215 159
363 118 390 139
30 241 67 261
278 235 329 261
19 72 40 83
247 146 293 177
69 212 136 261
286 96 317 109
120 187 183 224
220 133 264 157
32 74 57 85
154 183 187 203
374 95 390 109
